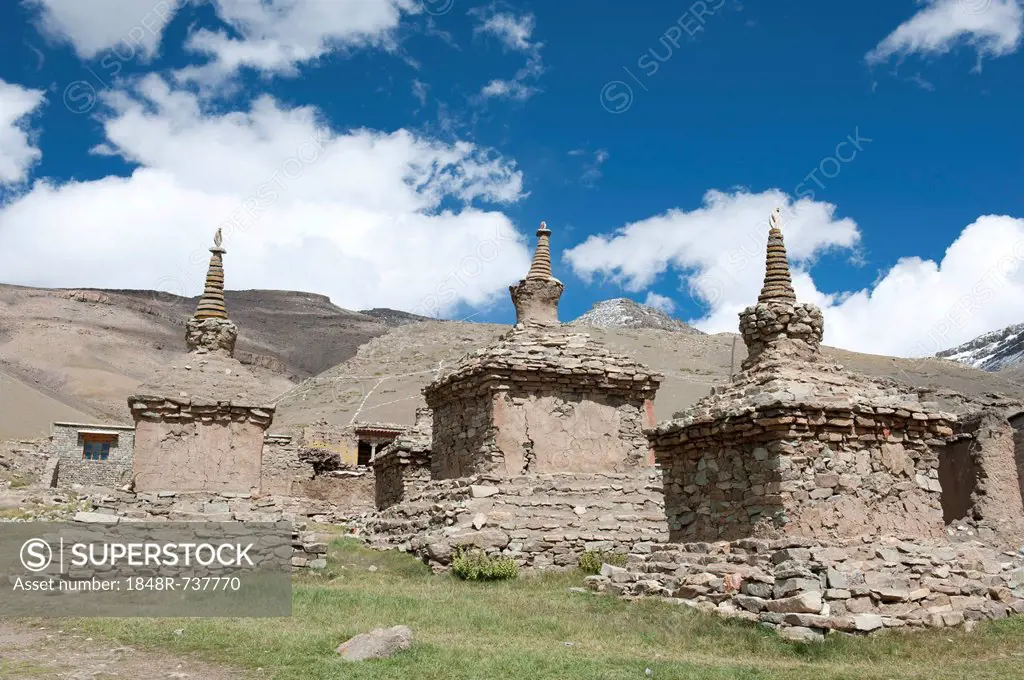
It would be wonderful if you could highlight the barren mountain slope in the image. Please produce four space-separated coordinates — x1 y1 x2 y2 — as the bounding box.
0 284 401 426
274 320 1024 432
0 367 94 439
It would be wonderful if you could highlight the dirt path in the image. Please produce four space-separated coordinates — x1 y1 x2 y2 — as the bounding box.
0 622 251 680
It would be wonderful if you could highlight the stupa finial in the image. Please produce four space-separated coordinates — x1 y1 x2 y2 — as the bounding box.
510 220 563 326
193 229 228 320
526 221 554 280
757 208 797 304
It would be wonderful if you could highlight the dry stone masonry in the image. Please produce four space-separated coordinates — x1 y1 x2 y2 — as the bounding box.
370 223 667 569
603 208 1024 637
373 407 433 510
369 472 668 569
424 223 661 480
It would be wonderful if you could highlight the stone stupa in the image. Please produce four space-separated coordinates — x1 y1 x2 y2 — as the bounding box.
127 230 279 494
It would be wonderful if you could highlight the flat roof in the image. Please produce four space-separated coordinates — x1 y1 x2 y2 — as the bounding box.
53 422 135 430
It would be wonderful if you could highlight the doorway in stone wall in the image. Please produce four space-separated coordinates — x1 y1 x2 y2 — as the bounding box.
357 441 373 466
937 438 980 524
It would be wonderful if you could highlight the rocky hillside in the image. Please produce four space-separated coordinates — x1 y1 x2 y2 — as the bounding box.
0 284 401 433
274 320 1024 432
570 298 701 333
936 321 1024 372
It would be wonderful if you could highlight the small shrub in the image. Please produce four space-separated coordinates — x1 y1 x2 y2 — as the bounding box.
9 475 28 489
578 550 627 575
451 548 518 581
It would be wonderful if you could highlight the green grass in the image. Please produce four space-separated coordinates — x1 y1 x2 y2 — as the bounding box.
40 539 1024 680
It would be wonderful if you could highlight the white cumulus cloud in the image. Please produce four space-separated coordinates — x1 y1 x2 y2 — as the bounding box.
0 79 45 187
24 0 187 59
472 8 545 101
564 189 1024 357
867 0 1023 64
176 0 416 85
0 75 532 316
24 0 416 85
643 292 675 315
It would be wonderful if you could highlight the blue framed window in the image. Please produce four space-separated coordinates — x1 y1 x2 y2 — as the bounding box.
83 439 112 461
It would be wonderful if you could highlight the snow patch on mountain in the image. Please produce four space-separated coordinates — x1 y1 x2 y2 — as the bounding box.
935 321 1024 372
570 298 701 333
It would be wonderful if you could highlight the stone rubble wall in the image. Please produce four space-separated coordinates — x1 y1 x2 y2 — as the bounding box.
585 535 1024 641
51 425 135 489
429 393 494 479
373 407 433 510
260 436 312 495
67 506 329 572
1011 413 1024 514
652 405 954 543
738 302 825 368
82 489 346 525
368 470 668 570
946 412 1024 539
374 447 431 510
292 471 374 512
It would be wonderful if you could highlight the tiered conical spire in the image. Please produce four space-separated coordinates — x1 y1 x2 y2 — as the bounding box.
194 228 228 320
526 222 554 280
757 208 797 304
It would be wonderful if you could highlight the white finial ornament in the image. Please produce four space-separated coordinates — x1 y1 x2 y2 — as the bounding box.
769 208 782 230
213 227 223 248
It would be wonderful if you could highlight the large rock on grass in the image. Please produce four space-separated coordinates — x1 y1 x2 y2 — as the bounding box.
336 625 413 661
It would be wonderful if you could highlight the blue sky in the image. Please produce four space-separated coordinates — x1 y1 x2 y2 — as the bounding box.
0 0 1022 358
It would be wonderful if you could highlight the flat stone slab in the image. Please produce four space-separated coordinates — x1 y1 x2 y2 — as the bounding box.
72 511 120 524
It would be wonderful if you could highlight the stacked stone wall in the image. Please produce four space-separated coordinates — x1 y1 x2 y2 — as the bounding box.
586 536 1024 640
292 472 375 511
374 448 431 510
430 394 495 479
369 471 668 569
81 488 347 525
944 412 1024 536
51 424 135 488
652 405 954 543
68 500 331 572
738 302 824 368
261 436 310 495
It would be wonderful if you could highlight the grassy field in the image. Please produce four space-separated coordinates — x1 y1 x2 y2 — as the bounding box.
47 538 1024 680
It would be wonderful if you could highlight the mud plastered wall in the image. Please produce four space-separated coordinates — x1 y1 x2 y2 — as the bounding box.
133 419 266 494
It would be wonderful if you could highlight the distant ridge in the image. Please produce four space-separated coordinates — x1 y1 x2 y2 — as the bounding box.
936 321 1024 372
357 308 433 327
570 298 702 333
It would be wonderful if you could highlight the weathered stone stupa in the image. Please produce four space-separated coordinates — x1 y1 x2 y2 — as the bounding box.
127 230 279 494
586 210 1024 639
370 223 668 569
648 209 962 542
424 222 662 478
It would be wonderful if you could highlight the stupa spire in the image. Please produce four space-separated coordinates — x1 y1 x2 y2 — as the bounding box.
509 220 564 326
193 228 228 320
757 208 797 304
526 221 554 280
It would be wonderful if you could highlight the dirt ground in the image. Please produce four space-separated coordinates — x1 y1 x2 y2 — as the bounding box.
0 622 250 680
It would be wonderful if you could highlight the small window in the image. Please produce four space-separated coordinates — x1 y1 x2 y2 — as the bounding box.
83 440 111 461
